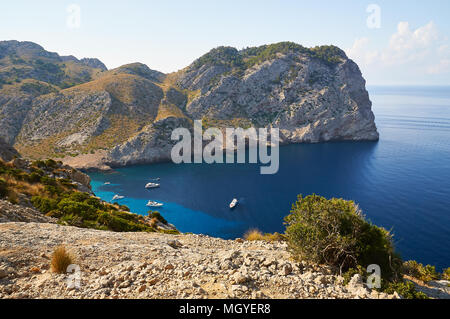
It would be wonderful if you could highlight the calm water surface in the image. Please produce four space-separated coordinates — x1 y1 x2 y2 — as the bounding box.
89 86 450 270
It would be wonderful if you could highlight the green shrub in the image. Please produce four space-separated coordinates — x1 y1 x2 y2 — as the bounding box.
27 172 42 184
343 266 366 285
97 212 151 232
57 199 97 220
59 178 77 189
32 160 47 169
68 192 90 202
402 260 440 282
383 281 428 299
84 197 104 209
148 211 167 224
443 268 450 281
40 176 57 187
44 159 58 169
284 194 401 280
119 205 130 212
31 196 58 214
44 185 61 196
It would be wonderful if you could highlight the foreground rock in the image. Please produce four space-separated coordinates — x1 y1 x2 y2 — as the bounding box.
0 222 398 299
0 201 56 224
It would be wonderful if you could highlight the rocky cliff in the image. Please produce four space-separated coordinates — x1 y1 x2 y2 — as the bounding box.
0 41 379 169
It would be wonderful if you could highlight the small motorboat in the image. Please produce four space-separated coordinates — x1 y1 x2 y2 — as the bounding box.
229 198 238 209
146 200 164 208
112 195 125 201
104 182 111 185
145 182 160 189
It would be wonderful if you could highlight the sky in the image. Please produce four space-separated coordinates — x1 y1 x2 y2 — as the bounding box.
1 0 450 85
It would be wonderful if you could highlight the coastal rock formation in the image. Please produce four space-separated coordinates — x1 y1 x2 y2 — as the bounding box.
0 41 379 169
0 222 398 299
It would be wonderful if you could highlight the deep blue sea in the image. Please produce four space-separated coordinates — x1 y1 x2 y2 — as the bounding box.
89 86 450 270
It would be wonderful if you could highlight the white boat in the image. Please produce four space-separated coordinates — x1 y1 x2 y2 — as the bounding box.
112 195 125 201
104 182 111 185
145 182 160 189
146 201 164 208
229 198 238 209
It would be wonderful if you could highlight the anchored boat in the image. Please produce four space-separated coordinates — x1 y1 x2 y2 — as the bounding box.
229 198 238 209
147 200 164 208
145 182 160 189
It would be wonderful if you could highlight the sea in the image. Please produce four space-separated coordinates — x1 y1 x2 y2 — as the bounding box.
89 86 450 270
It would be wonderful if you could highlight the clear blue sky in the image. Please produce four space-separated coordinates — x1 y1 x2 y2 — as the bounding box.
1 0 450 85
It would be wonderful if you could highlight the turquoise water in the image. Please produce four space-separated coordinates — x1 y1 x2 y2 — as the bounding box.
89 86 450 270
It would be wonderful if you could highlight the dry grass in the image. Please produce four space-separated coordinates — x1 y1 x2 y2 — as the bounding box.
51 246 75 274
85 115 144 151
155 102 188 122
158 69 185 91
244 229 265 241
4 176 45 197
183 88 201 104
244 229 284 242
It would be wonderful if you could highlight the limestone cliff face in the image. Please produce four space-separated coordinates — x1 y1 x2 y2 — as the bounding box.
0 41 378 169
177 48 378 144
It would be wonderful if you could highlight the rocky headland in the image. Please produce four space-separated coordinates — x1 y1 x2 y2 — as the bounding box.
0 41 379 170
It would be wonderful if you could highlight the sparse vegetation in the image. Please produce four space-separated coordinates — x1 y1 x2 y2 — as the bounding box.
402 260 440 282
382 281 428 299
51 246 75 274
20 81 57 95
443 267 450 280
191 42 345 73
148 211 167 225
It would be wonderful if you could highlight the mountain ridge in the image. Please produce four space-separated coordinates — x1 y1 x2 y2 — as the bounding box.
0 40 379 170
